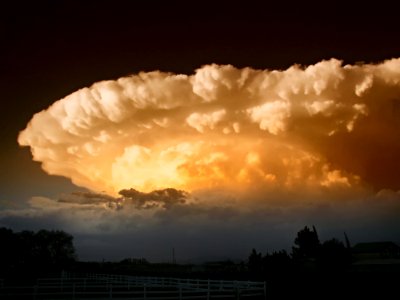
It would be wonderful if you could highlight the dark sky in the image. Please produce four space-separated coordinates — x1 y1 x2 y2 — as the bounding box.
1 1 400 262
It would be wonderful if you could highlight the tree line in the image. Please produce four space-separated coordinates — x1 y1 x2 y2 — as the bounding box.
0 225 395 298
248 225 352 277
0 227 76 280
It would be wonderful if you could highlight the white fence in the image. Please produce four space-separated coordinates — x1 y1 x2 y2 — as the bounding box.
0 273 266 299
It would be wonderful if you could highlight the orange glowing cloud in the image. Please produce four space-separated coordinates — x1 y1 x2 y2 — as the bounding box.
18 59 400 196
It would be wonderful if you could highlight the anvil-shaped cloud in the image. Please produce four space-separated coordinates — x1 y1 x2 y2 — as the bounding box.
19 59 400 198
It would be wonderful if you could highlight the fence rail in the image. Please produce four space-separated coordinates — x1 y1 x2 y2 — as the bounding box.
0 273 266 299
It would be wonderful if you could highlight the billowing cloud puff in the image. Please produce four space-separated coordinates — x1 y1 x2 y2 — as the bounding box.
18 59 400 196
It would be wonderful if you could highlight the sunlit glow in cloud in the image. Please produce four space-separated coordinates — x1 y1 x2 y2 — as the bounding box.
18 59 400 197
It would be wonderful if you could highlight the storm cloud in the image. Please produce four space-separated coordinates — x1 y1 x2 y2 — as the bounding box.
10 59 400 261
18 59 400 198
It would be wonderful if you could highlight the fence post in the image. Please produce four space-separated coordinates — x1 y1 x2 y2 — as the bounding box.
234 281 239 300
144 284 147 300
179 286 182 300
235 288 240 300
33 285 38 300
72 283 75 300
109 284 113 299
263 281 267 300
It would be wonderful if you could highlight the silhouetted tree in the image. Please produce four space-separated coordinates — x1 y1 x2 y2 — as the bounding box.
264 250 292 274
318 238 352 270
248 248 263 272
0 228 18 271
292 226 321 260
0 227 76 277
34 229 76 268
17 230 36 267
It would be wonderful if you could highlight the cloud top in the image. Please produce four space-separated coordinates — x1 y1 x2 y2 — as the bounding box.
18 59 400 196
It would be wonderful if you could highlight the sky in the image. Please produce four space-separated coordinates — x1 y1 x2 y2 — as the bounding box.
1 1 400 262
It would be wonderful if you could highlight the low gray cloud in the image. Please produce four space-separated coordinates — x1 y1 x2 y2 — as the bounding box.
55 188 189 210
119 188 189 209
58 191 117 205
1 188 400 262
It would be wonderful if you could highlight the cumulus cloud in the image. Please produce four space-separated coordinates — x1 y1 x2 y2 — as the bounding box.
18 59 400 198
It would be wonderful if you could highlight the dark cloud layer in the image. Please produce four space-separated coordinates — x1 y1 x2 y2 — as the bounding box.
1 187 400 262
119 188 189 209
59 191 116 205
